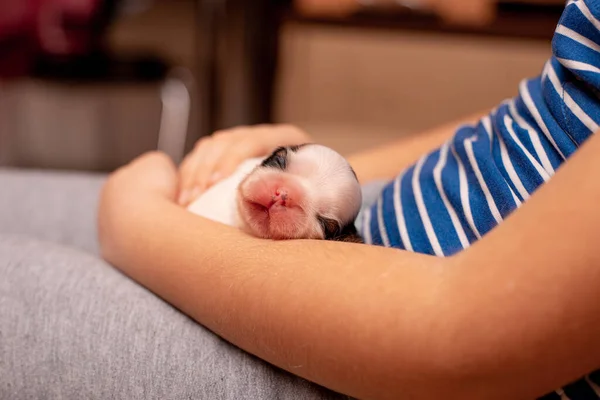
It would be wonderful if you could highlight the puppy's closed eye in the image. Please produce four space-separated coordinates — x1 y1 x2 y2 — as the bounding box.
261 147 288 170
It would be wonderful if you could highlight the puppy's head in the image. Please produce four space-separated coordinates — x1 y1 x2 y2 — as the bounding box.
236 144 363 242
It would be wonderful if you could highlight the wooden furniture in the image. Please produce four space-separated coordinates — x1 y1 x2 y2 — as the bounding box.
192 0 563 145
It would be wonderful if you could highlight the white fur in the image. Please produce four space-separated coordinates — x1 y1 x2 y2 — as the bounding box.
285 145 362 226
187 145 362 238
187 158 262 226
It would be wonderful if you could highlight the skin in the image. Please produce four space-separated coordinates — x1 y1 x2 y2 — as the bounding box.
99 115 600 399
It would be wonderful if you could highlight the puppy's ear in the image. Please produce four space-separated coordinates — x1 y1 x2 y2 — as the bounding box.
317 216 363 243
335 223 364 244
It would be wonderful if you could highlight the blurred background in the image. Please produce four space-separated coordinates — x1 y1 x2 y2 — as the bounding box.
0 0 565 172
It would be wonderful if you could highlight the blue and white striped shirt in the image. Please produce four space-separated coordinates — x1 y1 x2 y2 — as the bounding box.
359 1 600 398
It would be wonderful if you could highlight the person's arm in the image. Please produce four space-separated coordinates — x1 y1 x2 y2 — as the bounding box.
99 132 600 400
347 110 485 183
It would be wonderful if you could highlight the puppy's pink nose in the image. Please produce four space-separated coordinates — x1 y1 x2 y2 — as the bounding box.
271 189 289 208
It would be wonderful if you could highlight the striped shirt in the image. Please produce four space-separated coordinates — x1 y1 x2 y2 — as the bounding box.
359 1 600 398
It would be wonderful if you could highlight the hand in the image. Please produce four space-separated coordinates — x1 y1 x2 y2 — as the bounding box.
105 151 178 201
177 124 311 206
98 151 178 260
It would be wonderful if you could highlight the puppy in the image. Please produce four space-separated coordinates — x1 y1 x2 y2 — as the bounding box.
187 144 363 242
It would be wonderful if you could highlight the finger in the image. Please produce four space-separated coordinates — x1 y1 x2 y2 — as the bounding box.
208 147 250 187
134 151 175 170
201 131 266 190
182 136 232 205
178 128 241 203
177 146 205 205
178 138 217 204
121 151 179 200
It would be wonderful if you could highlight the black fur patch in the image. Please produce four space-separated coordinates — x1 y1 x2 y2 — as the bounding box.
317 216 363 243
261 147 288 170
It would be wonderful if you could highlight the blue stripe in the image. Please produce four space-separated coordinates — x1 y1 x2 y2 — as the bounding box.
368 204 384 246
552 58 600 127
512 94 565 169
499 104 540 163
380 182 404 249
489 126 527 203
470 120 520 216
588 0 600 18
558 3 600 48
452 127 498 237
552 59 600 128
525 77 579 157
494 107 547 193
553 34 600 90
439 143 480 243
399 166 435 255
544 59 598 146
418 150 464 256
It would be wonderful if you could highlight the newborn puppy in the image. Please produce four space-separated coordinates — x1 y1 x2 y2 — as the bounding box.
187 144 363 242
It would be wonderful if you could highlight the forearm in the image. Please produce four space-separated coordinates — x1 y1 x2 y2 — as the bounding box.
99 130 600 399
99 185 454 400
102 186 600 400
444 132 600 398
348 110 487 183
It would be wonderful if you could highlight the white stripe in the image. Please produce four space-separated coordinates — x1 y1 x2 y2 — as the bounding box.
376 196 391 247
542 60 550 81
509 188 522 207
433 144 470 249
481 115 493 142
362 208 373 244
482 115 523 206
393 172 413 251
482 114 525 204
412 155 444 256
502 115 552 181
576 0 600 32
519 79 567 160
508 99 555 174
585 375 600 397
497 131 531 201
546 62 600 132
449 144 482 239
557 57 600 74
555 24 600 53
464 137 503 224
